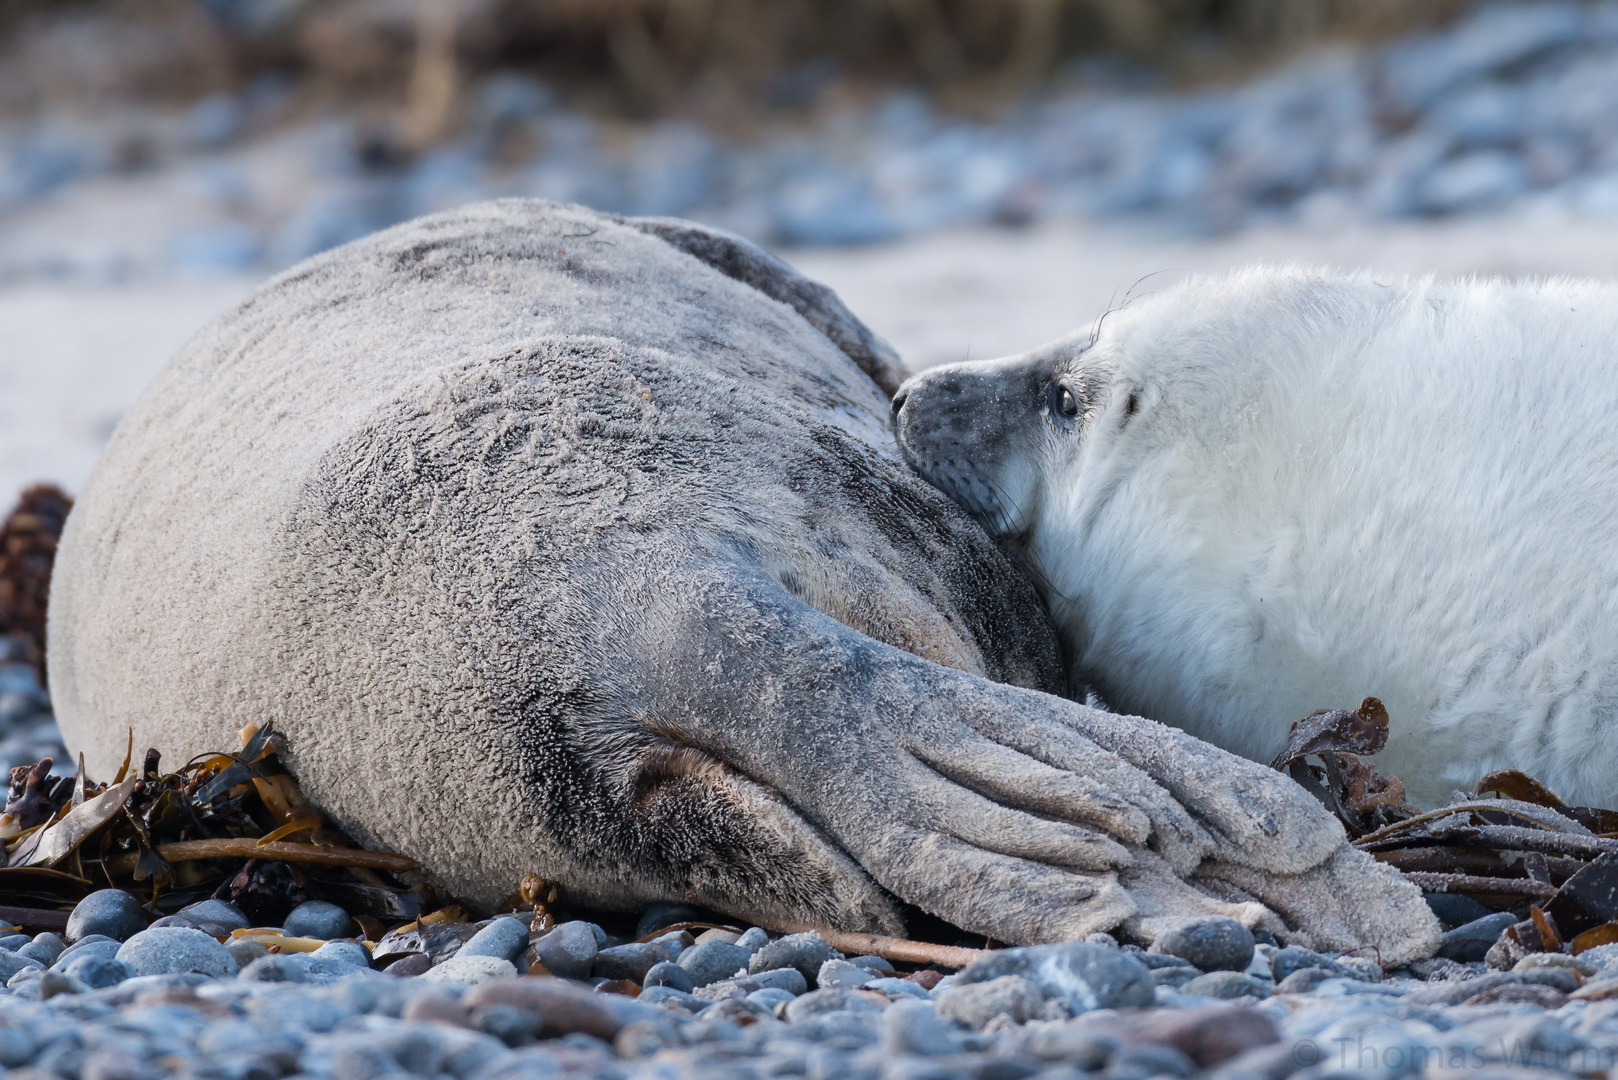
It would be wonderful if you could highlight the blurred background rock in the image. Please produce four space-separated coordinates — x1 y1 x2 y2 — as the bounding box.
6 0 1618 498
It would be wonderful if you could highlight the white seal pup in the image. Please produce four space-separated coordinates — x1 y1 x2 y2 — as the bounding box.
894 266 1618 809
49 209 1435 956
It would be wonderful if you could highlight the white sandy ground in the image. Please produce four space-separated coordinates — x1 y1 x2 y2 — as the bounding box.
8 214 1618 500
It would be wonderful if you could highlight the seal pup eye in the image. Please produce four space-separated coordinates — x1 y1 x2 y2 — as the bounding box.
1049 384 1080 420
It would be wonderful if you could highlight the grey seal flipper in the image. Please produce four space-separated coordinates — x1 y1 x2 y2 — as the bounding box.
49 201 1438 957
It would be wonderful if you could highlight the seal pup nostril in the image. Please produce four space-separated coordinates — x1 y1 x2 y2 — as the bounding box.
890 387 909 416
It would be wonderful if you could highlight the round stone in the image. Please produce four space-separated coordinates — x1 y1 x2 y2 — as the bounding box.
677 939 751 987
747 987 797 1013
173 899 249 937
748 932 839 987
310 938 370 970
817 958 875 989
423 955 518 984
458 916 529 964
57 953 133 990
53 938 120 970
225 939 270 971
1179 971 1273 1000
528 921 597 980
936 974 1044 1029
115 926 236 978
592 943 663 983
239 954 310 983
1150 918 1256 973
281 900 353 940
1437 911 1517 963
65 889 146 944
16 933 64 966
953 942 1155 1012
643 960 695 992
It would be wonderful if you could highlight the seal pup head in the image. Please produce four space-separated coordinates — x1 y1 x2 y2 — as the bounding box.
889 333 1119 548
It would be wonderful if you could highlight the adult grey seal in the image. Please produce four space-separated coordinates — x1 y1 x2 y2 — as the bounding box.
49 205 1436 956
894 266 1618 810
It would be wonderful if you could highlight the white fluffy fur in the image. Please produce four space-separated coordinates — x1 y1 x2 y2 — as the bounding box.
1031 268 1618 807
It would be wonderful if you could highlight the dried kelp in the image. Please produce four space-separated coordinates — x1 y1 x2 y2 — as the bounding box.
0 724 432 931
1270 697 1421 837
1274 697 1618 958
0 484 71 678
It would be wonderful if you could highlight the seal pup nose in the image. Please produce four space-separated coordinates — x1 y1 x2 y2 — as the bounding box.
890 386 909 416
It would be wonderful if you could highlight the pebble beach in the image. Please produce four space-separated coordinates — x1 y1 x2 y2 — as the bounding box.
5 894 1618 1080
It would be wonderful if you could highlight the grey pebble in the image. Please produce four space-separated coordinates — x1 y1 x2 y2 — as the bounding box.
748 987 797 1013
751 967 809 995
65 889 146 944
749 932 840 987
735 927 769 955
1179 971 1274 1000
115 926 237 978
472 1002 542 1047
848 954 897 976
1110 1042 1196 1078
1153 966 1200 989
1422 892 1492 930
593 942 665 983
700 996 775 1025
817 958 877 989
783 987 886 1022
1276 968 1335 994
281 899 352 940
458 916 529 964
881 997 958 1055
865 976 931 1001
527 920 597 980
677 938 751 987
0 1028 33 1068
638 984 708 1012
0 950 44 983
644 959 695 992
53 934 118 966
224 939 270 971
954 942 1155 1013
310 938 370 971
1437 910 1517 963
1133 952 1197 970
239 953 310 983
57 953 133 990
176 899 250 936
0 933 29 951
937 974 1044 1029
1150 917 1256 973
1270 946 1363 983
15 933 64 966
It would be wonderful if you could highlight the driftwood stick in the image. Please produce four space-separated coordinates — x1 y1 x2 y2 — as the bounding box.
775 923 990 969
0 904 69 932
100 839 416 876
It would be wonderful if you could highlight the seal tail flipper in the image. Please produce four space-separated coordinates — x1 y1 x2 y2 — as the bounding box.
624 214 910 397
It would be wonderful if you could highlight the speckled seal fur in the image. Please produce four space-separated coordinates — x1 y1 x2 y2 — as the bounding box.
49 202 1436 959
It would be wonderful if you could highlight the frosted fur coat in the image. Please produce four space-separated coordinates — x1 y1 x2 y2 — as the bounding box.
896 267 1618 810
49 203 1437 958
